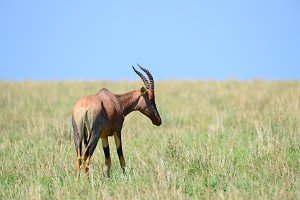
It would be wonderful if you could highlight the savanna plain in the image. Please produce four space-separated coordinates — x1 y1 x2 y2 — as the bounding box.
0 81 299 199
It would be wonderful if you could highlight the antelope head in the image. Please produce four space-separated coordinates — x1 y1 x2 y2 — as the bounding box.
132 64 162 126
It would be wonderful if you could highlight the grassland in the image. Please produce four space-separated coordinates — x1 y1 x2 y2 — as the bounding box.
0 80 299 199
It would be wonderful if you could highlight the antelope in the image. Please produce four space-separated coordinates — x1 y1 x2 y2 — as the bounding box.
72 64 162 177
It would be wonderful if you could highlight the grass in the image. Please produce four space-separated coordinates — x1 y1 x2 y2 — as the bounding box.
0 80 299 199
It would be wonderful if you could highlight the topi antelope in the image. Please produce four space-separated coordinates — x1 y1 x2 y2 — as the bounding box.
72 64 162 177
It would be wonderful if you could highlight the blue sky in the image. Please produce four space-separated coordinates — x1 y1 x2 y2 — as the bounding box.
0 1 299 80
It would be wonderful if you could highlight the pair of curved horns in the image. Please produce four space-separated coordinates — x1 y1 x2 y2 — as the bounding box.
132 64 154 90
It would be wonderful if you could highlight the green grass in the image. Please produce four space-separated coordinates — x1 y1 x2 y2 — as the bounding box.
0 80 299 199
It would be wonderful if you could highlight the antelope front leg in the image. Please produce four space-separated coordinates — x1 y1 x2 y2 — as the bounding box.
114 132 126 174
101 137 111 177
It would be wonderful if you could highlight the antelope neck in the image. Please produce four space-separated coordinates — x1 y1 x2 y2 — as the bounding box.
116 90 141 117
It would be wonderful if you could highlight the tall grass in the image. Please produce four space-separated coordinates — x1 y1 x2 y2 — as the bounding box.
0 80 299 199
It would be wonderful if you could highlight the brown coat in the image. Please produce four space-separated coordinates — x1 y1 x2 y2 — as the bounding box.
72 65 161 178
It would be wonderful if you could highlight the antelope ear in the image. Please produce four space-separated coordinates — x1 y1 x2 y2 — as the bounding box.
140 87 147 95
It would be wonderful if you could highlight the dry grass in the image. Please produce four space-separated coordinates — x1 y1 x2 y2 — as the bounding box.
0 80 299 199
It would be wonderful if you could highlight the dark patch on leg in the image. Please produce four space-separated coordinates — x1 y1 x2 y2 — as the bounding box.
88 144 97 157
117 147 123 158
83 123 88 147
103 146 110 158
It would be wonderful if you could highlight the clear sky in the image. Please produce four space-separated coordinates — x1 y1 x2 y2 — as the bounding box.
0 1 299 80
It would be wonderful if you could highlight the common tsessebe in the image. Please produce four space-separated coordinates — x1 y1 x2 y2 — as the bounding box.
71 64 162 177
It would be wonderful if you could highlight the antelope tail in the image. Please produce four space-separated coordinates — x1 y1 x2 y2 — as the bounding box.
82 108 91 147
73 108 92 148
